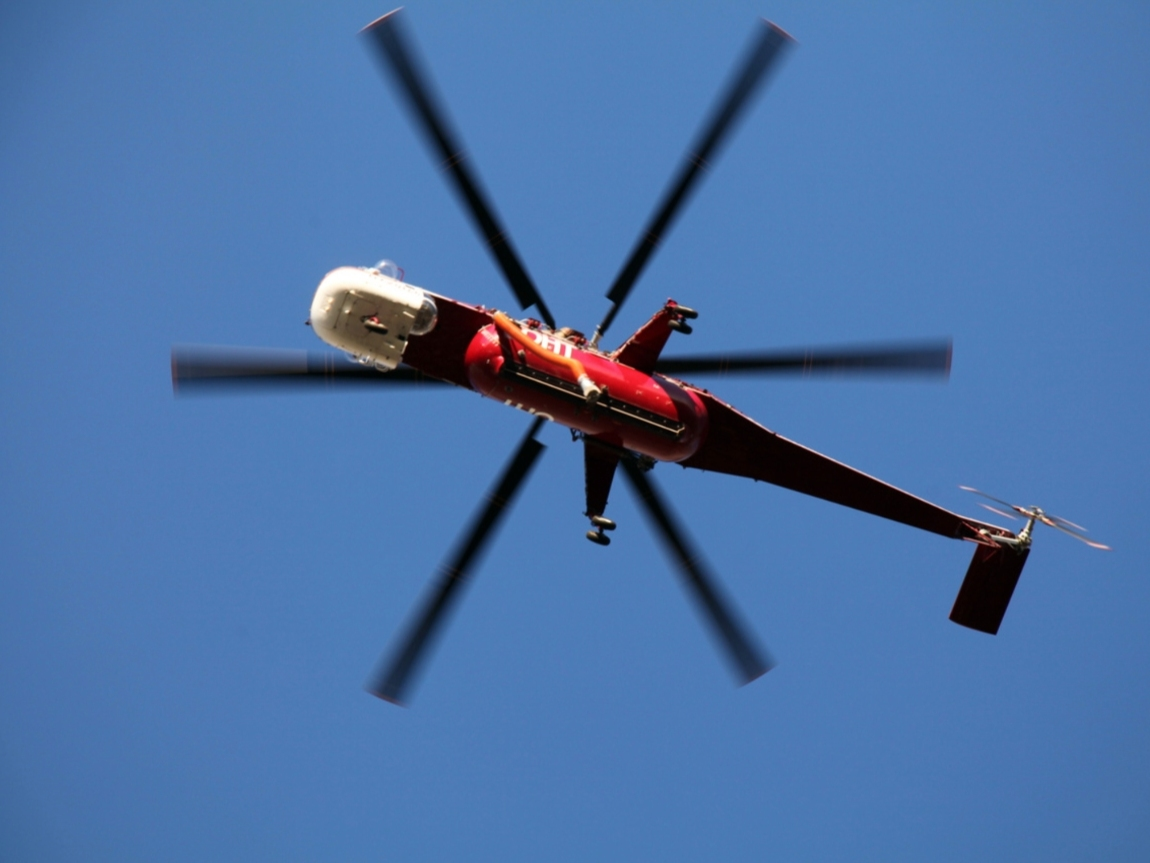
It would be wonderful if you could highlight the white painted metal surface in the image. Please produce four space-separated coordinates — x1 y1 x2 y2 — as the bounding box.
309 265 437 369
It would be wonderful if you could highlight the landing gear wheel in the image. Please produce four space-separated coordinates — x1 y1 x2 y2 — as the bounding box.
586 530 611 546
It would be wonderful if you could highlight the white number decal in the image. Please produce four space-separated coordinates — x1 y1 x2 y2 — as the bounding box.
504 399 554 422
527 331 573 359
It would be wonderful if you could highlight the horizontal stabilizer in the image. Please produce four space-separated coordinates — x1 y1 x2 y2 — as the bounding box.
949 544 1030 635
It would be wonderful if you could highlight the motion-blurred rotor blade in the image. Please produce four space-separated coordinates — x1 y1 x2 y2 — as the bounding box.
959 486 1026 514
619 458 773 685
361 10 555 328
978 503 1018 521
960 487 1111 550
655 340 952 379
1046 514 1088 532
171 345 446 393
592 20 793 345
368 418 547 706
1039 517 1111 550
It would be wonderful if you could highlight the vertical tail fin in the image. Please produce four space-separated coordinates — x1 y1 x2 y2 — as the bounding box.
949 544 1031 635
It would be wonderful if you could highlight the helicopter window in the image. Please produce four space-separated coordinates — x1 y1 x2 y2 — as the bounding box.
411 294 438 336
373 259 405 281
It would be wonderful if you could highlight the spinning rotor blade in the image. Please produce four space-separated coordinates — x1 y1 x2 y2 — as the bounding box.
1046 514 1088 532
171 346 445 393
959 486 1029 517
655 340 952 379
978 503 1018 521
368 418 547 706
961 487 1112 550
619 458 772 685
594 21 793 344
362 10 555 328
1038 517 1111 550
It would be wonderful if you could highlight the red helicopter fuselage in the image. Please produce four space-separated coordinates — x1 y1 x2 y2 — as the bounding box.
300 270 1026 638
463 322 708 463
307 266 709 464
397 290 1013 538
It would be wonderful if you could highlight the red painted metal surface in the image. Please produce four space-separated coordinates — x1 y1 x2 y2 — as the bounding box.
583 438 621 518
949 544 1031 634
610 304 678 373
400 293 493 389
678 388 1013 543
462 323 708 463
401 306 1025 595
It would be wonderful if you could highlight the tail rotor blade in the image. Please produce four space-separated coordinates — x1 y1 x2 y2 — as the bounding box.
361 10 555 327
593 21 793 344
1047 514 1088 532
959 486 1024 512
961 486 1111 551
619 458 772 685
1040 517 1112 551
367 418 547 705
655 340 952 379
978 503 1018 521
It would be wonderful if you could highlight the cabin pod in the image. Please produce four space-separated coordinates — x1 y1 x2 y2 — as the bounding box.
309 265 437 370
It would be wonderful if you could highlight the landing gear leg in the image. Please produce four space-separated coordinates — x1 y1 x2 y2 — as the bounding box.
583 436 621 546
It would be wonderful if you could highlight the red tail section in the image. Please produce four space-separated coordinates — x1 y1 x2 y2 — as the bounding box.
949 544 1030 635
675 388 1032 633
678 390 1011 542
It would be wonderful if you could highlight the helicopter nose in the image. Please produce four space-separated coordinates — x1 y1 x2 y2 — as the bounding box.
307 266 439 370
309 267 358 333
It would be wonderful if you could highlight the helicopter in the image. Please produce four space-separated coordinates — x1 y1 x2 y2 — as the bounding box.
173 9 1107 706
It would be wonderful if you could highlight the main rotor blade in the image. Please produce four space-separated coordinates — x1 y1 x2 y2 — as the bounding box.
367 417 547 706
619 458 772 685
171 346 446 393
655 340 952 379
594 21 793 344
361 10 555 328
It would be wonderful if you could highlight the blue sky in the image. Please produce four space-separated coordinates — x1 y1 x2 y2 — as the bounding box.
2 2 1147 860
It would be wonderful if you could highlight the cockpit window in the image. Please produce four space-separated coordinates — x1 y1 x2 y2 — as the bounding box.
411 294 438 335
373 259 405 281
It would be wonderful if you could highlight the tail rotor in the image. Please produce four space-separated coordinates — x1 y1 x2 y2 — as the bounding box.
960 486 1111 551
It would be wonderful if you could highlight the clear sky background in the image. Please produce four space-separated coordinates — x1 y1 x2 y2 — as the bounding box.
2 2 1147 860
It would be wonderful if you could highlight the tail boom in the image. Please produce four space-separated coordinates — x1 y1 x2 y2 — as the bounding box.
675 388 1028 633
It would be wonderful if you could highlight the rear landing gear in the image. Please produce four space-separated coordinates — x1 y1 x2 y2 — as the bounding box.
667 302 697 335
586 514 616 546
